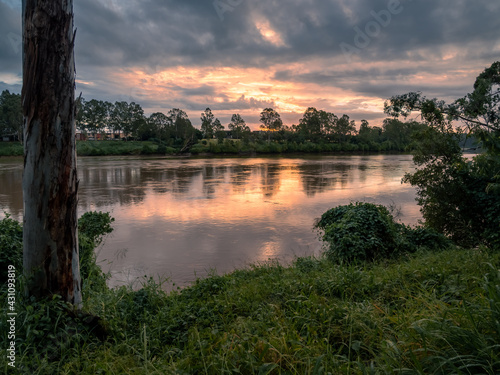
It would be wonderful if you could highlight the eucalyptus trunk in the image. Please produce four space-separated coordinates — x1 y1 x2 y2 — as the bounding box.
22 0 82 306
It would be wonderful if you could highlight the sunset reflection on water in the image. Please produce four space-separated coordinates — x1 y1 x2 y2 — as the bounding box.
0 154 420 289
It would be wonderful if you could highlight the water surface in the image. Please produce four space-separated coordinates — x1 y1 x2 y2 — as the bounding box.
0 154 419 288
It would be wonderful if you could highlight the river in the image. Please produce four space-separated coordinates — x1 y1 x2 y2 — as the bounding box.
0 154 420 289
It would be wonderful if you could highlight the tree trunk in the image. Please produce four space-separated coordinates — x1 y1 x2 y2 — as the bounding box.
22 0 82 306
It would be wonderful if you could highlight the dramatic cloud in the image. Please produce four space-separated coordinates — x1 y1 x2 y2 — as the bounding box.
1 0 499 128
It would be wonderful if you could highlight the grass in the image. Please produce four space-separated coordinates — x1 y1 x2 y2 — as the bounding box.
1 139 400 158
1 246 499 374
76 140 170 156
0 141 177 157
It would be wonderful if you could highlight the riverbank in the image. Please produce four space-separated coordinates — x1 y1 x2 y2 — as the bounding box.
2 246 499 373
0 141 164 157
0 139 410 158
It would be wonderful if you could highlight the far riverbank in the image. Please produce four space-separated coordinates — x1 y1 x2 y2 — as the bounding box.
0 139 417 158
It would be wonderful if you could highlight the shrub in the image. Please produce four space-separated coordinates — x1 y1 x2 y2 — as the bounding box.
0 213 23 283
400 225 452 251
0 211 114 288
316 203 455 264
157 144 167 154
0 142 23 156
78 212 114 290
404 130 500 249
315 202 403 263
189 144 208 154
140 144 155 155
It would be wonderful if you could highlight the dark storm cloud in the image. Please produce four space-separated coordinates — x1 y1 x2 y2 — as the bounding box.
71 0 500 69
212 95 276 111
158 93 275 113
1 0 498 123
272 66 474 99
0 1 22 72
170 85 217 97
3 0 499 72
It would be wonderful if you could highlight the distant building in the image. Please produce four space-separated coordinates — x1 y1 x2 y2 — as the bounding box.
75 132 87 141
75 132 126 141
1 134 19 142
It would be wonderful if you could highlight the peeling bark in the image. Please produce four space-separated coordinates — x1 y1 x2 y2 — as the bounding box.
22 0 82 306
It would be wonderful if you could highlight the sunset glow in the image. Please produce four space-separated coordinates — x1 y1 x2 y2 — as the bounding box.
1 0 498 128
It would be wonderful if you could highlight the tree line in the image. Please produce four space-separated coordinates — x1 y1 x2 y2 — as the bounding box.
70 95 436 151
1 90 428 151
1 88 481 156
0 90 22 141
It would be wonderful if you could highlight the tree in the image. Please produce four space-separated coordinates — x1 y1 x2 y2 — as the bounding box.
333 114 356 143
126 102 146 140
385 61 500 137
213 118 225 143
81 99 108 139
319 110 338 139
148 112 170 141
228 113 251 140
0 90 23 141
22 0 82 305
358 119 383 148
200 108 215 139
384 62 500 247
109 101 145 140
381 119 425 151
260 108 283 141
109 101 128 138
168 108 195 141
297 107 322 140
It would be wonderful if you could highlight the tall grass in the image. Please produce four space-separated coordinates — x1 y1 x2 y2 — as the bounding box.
1 247 499 374
76 140 167 156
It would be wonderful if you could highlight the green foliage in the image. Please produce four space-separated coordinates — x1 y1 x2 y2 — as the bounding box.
0 90 23 141
78 211 114 245
0 141 23 156
189 143 209 154
401 225 451 250
78 212 114 291
0 211 114 289
405 153 500 248
0 213 23 283
7 294 106 368
384 61 500 249
316 202 453 263
315 202 404 262
0 90 443 158
76 140 160 156
398 124 500 248
140 143 155 155
392 263 500 374
3 246 499 373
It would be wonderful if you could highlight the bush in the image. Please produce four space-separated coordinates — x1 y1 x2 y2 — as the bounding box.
189 144 208 154
0 211 114 288
315 202 403 263
157 144 167 154
315 203 454 264
401 225 452 251
404 127 500 248
0 213 23 283
140 144 155 155
0 142 23 156
78 212 114 290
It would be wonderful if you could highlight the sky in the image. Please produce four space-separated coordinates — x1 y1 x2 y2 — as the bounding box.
1 0 499 130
